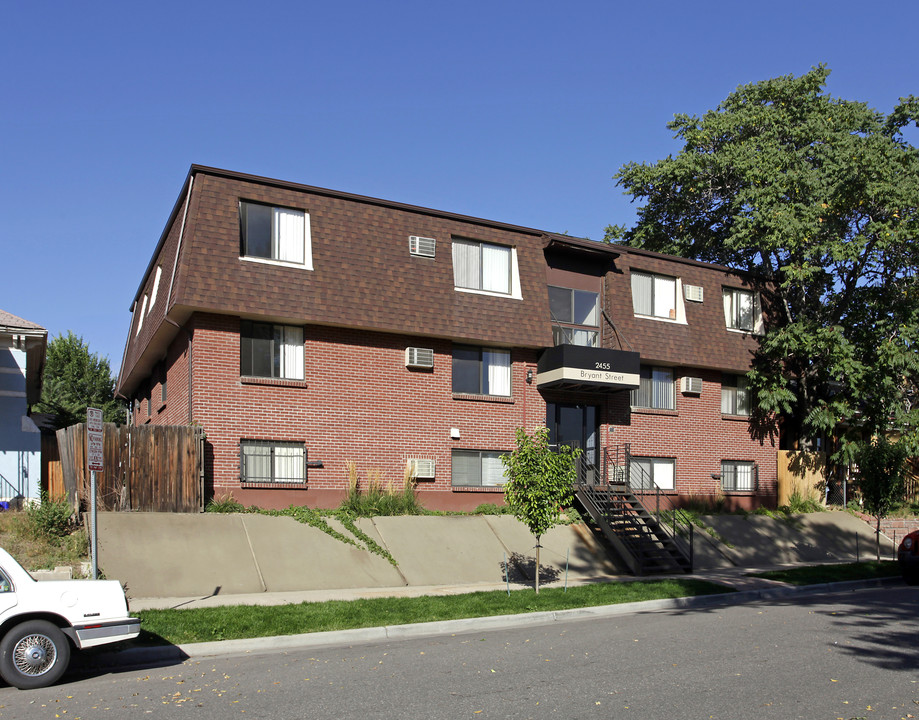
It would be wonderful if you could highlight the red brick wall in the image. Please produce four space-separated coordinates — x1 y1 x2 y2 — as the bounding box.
611 367 777 510
130 312 778 512
852 510 919 545
183 313 546 510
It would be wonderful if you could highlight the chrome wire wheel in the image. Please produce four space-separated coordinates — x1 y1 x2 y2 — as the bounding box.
12 632 57 676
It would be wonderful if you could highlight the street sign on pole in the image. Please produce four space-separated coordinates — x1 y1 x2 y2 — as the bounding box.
86 408 102 579
87 407 104 472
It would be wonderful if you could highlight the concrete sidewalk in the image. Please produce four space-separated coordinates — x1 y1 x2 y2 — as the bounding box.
72 509 906 674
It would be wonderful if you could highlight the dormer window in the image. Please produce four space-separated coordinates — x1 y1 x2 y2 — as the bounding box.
452 239 510 293
240 201 313 269
451 238 522 299
723 288 758 332
631 272 677 320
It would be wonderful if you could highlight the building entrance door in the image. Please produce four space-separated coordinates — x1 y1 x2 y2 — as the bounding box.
546 403 598 484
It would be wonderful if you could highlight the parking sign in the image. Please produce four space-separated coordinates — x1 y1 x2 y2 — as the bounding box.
87 407 104 472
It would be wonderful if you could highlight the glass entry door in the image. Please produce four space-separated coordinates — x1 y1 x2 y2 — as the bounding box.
546 403 598 484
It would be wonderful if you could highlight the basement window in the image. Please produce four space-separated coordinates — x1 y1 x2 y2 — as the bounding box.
240 440 306 485
451 450 508 487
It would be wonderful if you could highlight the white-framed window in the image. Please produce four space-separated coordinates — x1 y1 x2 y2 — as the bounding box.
452 346 511 396
452 239 518 296
136 295 148 336
631 366 675 410
549 286 600 347
631 271 677 320
722 460 757 492
630 457 675 490
149 266 162 313
721 374 752 415
240 320 304 380
241 440 306 484
723 288 757 332
452 449 508 487
240 201 313 269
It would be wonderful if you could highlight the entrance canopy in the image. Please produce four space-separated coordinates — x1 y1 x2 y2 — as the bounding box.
536 345 640 393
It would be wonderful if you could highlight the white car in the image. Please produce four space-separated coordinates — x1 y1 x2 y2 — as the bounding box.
0 548 140 689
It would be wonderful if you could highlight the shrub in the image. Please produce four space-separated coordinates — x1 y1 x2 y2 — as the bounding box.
339 464 423 517
25 495 74 539
785 491 825 514
205 495 247 513
473 503 511 515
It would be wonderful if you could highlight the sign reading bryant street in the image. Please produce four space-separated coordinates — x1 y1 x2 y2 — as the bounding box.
87 407 104 472
536 345 641 392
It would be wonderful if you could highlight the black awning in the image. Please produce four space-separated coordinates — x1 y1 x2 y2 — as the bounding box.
536 345 640 393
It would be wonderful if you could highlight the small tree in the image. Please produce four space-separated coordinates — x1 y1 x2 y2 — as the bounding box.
855 436 909 561
501 427 580 593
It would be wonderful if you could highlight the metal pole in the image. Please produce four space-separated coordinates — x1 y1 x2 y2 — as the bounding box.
504 552 510 596
91 470 98 580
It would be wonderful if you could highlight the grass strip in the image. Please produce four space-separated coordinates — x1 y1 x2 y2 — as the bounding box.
134 578 731 646
748 560 900 586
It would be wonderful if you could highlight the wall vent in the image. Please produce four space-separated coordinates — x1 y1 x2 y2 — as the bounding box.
684 284 704 302
680 376 703 394
409 235 436 258
407 458 436 479
405 347 434 368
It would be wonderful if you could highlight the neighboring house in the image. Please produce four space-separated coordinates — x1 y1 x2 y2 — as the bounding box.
0 310 47 504
116 166 776 511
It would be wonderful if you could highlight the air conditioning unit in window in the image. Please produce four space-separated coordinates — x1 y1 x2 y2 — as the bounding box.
405 347 435 368
407 458 435 479
681 376 703 394
684 284 704 302
409 235 436 258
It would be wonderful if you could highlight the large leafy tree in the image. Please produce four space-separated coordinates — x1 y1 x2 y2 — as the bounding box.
608 66 919 460
34 331 126 428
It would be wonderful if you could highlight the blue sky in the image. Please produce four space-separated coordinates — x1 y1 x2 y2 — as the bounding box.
2 0 917 374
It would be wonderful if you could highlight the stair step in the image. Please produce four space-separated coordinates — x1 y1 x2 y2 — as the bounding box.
575 485 693 577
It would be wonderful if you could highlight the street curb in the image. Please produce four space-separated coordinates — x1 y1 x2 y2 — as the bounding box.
81 576 903 671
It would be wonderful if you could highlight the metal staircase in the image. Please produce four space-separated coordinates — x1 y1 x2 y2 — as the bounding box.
574 445 693 575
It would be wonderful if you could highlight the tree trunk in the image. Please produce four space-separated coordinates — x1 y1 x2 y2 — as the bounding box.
535 538 541 594
876 517 881 562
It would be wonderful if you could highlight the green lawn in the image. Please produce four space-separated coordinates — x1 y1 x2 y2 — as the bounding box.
135 578 731 646
129 561 902 647
748 560 900 586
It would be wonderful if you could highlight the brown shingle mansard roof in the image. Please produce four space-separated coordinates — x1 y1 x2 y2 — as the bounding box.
121 166 578 395
117 166 762 397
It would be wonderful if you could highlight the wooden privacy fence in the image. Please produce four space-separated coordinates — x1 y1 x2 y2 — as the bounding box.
55 424 205 513
904 458 919 504
776 450 826 506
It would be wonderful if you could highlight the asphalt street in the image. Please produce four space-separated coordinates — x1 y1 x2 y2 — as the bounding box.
1 585 916 719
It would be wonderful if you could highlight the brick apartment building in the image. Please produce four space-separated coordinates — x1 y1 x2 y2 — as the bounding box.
116 165 777 511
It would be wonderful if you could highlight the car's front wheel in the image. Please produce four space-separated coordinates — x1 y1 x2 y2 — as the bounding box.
0 620 71 689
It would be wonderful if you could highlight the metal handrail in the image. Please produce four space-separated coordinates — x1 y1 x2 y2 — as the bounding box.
619 445 694 570
575 444 693 573
0 470 24 501
575 456 650 567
